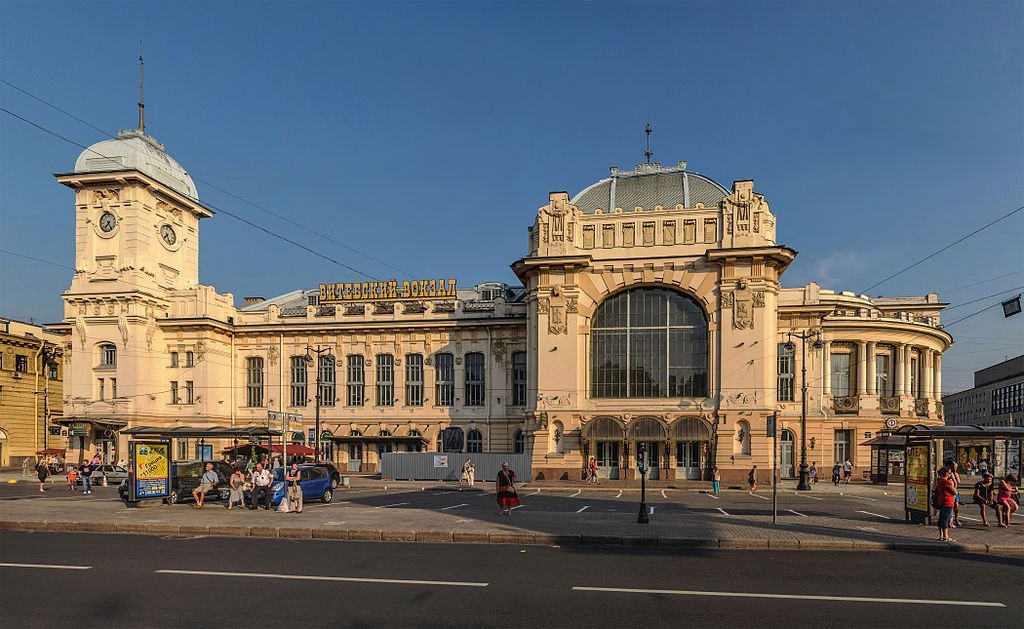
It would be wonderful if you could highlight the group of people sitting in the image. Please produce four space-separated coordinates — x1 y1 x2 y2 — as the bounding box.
192 458 305 513
934 459 1019 542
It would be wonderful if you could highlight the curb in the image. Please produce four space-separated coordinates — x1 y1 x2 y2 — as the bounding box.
1 520 1019 554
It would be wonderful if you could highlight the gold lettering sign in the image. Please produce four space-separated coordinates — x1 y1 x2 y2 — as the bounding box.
319 279 457 304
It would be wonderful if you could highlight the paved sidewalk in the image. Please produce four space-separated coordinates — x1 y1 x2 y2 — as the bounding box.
1 485 1021 555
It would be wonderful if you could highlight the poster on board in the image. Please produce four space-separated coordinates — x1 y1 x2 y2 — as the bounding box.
433 455 448 468
130 440 171 501
905 444 930 516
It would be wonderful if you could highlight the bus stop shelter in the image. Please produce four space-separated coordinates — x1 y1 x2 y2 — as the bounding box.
121 426 282 463
894 424 1023 524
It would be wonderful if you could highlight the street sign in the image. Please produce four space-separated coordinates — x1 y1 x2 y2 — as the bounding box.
308 428 315 443
766 413 777 438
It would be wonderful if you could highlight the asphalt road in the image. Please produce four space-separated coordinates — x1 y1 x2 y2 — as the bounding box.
1 531 1021 628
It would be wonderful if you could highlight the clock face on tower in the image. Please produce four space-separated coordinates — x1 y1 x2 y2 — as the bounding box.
160 224 177 246
98 211 117 233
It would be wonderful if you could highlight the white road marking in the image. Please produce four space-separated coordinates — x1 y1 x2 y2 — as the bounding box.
374 502 409 509
0 563 92 570
704 492 719 499
649 506 655 514
615 490 623 498
440 503 468 510
511 504 525 510
570 490 581 497
661 490 668 499
857 526 880 532
802 495 824 501
857 510 891 519
576 506 590 513
532 489 541 495
786 509 808 517
851 496 878 501
570 586 1005 607
749 492 769 500
716 507 730 516
157 569 488 587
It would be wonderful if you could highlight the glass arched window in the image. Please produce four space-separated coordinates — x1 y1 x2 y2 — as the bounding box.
99 343 117 368
466 429 483 453
590 287 708 398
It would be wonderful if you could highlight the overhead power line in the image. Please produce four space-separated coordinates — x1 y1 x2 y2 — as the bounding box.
942 286 1024 311
0 78 416 279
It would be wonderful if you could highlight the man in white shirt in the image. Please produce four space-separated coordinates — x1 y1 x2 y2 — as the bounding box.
192 462 220 509
842 458 853 484
250 463 273 510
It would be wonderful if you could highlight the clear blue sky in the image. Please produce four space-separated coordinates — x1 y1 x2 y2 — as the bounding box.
1 0 1021 393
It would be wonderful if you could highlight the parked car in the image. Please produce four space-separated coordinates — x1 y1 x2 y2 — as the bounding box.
246 466 333 506
118 460 233 504
315 462 341 488
79 464 129 486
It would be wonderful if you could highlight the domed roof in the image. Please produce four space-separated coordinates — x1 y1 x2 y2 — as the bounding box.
74 129 197 199
571 161 729 214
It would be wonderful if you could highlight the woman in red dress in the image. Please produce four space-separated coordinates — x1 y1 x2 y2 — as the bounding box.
496 462 520 516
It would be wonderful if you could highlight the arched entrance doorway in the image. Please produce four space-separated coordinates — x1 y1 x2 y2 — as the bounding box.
629 417 669 480
581 417 625 479
780 429 795 478
670 417 713 480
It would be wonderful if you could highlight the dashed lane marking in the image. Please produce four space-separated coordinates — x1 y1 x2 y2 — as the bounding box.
0 563 92 570
511 504 525 510
570 586 1005 607
576 505 590 513
704 492 719 499
156 569 488 588
857 510 891 520
615 490 623 498
532 489 541 495
786 509 808 518
374 502 409 509
716 507 730 516
661 490 668 499
570 490 581 497
440 503 468 510
749 493 769 500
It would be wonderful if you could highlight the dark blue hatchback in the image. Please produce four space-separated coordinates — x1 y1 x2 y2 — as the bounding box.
269 466 333 506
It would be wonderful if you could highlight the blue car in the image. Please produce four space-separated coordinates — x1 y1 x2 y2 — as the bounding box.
268 466 333 506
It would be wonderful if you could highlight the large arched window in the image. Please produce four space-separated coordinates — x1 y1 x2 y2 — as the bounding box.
466 429 483 453
590 287 708 398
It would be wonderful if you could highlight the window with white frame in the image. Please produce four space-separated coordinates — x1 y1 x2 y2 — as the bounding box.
319 355 336 407
246 357 264 407
376 354 395 406
290 356 308 407
347 355 365 406
435 353 454 406
834 429 852 464
830 352 853 397
875 354 893 397
169 380 179 404
170 352 179 367
465 353 485 406
185 381 194 404
110 377 117 399
466 429 483 453
512 351 527 406
777 343 794 402
185 351 195 367
99 344 116 368
405 354 423 406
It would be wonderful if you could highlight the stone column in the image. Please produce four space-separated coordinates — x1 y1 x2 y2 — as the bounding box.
856 341 867 396
934 352 943 401
903 345 913 397
923 350 935 399
822 340 832 396
894 344 904 397
866 341 877 395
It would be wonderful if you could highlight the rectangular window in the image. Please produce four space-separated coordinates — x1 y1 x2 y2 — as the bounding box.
830 353 853 397
622 223 635 247
910 356 918 397
48 363 58 379
110 377 117 399
185 351 195 367
290 356 308 407
319 355 336 407
642 222 655 246
347 355 365 406
405 354 424 406
170 381 178 405
662 220 676 245
435 353 454 406
465 352 486 406
98 378 105 401
602 224 615 247
875 354 893 397
170 352 179 367
15 354 29 372
583 225 595 249
512 351 527 406
246 357 264 408
834 429 852 464
777 343 794 402
682 220 696 244
185 381 194 404
0 385 3 404
376 354 395 406
703 218 717 243
101 346 116 367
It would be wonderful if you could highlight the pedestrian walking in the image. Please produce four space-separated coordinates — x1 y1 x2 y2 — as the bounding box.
227 467 245 510
747 466 757 493
192 462 219 509
809 462 819 484
496 462 520 516
711 466 721 494
979 459 988 476
831 462 841 486
285 463 303 513
995 473 1019 528
79 461 93 494
34 458 49 492
250 463 273 510
91 453 101 466
934 467 957 542
972 473 995 527
587 456 600 486
460 458 476 489
66 466 78 492
842 458 853 484
948 460 963 527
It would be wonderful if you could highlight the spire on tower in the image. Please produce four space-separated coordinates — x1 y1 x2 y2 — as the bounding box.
644 122 653 163
138 41 145 134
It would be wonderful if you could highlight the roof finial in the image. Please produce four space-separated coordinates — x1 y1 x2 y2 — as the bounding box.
644 122 653 163
138 40 145 134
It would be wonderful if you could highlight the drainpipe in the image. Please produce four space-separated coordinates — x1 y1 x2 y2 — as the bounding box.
230 333 235 428
486 327 493 452
34 341 44 454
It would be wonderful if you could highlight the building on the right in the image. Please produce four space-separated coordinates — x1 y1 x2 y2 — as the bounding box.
943 355 1024 427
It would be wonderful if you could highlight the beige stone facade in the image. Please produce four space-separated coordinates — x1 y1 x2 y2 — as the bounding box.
52 132 952 482
0 318 65 468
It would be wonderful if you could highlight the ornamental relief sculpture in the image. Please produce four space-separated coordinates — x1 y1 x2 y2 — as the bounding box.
732 279 754 330
549 305 567 335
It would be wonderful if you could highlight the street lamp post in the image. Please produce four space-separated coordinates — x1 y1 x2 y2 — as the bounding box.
304 345 335 462
637 442 649 524
785 330 823 491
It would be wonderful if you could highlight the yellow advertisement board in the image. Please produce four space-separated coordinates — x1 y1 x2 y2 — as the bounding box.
905 445 930 513
132 441 170 500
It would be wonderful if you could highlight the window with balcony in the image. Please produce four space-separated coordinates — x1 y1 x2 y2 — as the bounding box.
875 354 893 397
830 353 853 397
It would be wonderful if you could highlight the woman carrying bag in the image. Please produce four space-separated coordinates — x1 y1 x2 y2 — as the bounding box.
496 461 520 516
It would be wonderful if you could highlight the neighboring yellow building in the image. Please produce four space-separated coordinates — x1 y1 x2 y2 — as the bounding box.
0 317 66 469
51 126 952 483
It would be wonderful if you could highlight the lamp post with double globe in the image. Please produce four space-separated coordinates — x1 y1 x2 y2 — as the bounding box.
785 330 823 491
304 346 335 461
